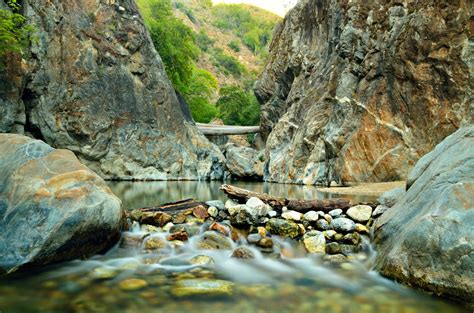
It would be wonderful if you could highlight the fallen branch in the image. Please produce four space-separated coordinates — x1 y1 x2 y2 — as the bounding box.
138 198 208 214
220 184 366 212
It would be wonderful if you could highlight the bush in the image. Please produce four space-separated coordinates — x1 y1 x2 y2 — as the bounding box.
227 40 240 52
216 85 260 126
196 29 214 52
213 49 245 77
183 68 219 123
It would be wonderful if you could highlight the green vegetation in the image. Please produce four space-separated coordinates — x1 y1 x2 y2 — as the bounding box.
0 1 34 61
136 0 271 127
216 85 260 126
212 4 277 55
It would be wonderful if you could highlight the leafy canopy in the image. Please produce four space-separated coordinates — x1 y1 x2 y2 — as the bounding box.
216 85 260 126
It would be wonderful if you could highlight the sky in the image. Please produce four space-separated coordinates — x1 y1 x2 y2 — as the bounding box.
212 0 298 17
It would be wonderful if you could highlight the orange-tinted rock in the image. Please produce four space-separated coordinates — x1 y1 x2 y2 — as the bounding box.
193 205 209 219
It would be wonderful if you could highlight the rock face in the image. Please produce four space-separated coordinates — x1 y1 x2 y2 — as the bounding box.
0 0 224 180
374 127 474 304
0 134 124 273
255 0 473 185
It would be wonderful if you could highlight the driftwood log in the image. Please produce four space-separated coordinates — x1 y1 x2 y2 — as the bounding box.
138 198 208 214
220 184 374 212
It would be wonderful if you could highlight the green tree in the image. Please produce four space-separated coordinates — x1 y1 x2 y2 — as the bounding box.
216 85 260 126
183 68 219 123
139 0 199 93
0 1 33 61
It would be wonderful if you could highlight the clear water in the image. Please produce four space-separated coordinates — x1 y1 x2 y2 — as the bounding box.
0 181 467 313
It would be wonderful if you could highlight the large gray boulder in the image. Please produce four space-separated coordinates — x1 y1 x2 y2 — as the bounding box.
0 0 225 180
374 126 474 304
0 134 124 273
255 0 472 185
225 144 264 180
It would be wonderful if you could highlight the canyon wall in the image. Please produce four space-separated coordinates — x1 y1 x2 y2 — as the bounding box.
0 0 225 180
255 0 473 185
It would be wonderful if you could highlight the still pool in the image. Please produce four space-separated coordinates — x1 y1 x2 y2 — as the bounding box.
0 181 468 313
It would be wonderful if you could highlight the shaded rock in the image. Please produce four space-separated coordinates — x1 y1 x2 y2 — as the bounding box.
265 218 300 239
143 236 167 251
0 134 123 274
378 187 406 208
303 231 326 254
342 233 361 246
331 218 356 233
374 127 474 304
197 231 233 250
225 144 264 180
328 209 343 218
231 247 255 259
322 230 337 240
315 219 330 231
323 254 347 264
255 0 471 185
171 279 234 297
167 231 189 242
257 237 274 249
346 205 372 223
326 243 342 255
372 205 390 217
206 200 225 211
303 211 319 222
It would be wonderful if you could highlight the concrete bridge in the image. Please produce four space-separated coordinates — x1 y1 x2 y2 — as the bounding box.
196 123 260 136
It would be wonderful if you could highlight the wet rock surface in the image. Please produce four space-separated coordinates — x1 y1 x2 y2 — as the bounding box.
0 134 124 273
375 127 474 305
255 0 472 185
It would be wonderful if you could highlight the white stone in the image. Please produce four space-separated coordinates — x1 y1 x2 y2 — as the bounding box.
246 197 265 209
347 205 373 222
245 197 271 216
207 206 218 218
303 211 319 221
267 210 278 218
225 199 238 210
282 210 303 221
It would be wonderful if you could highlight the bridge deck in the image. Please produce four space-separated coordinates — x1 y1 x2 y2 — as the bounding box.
197 123 260 135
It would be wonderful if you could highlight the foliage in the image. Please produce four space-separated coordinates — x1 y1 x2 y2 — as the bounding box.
216 85 260 126
137 0 199 93
211 4 278 54
227 39 240 52
0 1 34 60
195 29 214 52
183 68 219 123
212 49 245 77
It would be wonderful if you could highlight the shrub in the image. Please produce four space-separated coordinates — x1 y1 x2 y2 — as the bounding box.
227 40 240 52
216 85 260 126
213 49 245 77
0 1 34 61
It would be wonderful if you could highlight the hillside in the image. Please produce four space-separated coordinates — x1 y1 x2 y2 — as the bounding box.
136 0 281 124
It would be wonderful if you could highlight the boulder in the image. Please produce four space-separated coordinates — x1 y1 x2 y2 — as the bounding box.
346 205 372 222
225 144 264 180
374 127 474 304
255 0 472 185
0 0 225 180
0 134 124 273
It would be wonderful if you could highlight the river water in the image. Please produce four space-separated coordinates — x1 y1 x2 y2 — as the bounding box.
0 181 467 313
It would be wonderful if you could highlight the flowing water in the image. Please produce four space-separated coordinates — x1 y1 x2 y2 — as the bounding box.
0 181 468 313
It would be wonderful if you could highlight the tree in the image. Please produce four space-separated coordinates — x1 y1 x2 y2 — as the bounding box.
183 68 219 123
0 1 33 62
216 85 260 126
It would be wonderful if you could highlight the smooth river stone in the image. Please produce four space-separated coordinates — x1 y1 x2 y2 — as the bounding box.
331 218 356 233
346 205 373 222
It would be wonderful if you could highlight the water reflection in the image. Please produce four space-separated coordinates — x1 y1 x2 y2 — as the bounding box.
108 181 376 210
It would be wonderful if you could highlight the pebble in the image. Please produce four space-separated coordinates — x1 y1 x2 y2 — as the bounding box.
326 242 342 254
303 231 326 254
257 237 273 248
324 214 333 224
90 266 117 280
225 199 238 210
331 218 356 233
303 211 319 221
282 210 303 221
207 206 218 217
342 232 361 245
197 231 233 250
316 219 330 230
247 233 262 244
346 205 373 222
355 223 369 234
322 230 337 240
118 278 148 291
328 209 343 217
206 200 225 211
209 222 230 236
143 236 167 250
167 231 188 241
265 218 300 238
193 205 209 219
268 210 278 218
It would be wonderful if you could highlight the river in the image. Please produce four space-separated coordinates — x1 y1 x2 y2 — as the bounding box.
0 181 467 313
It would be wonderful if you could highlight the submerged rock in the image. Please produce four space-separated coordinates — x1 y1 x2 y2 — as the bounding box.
190 255 215 267
303 231 326 254
374 127 474 304
0 134 123 274
231 247 255 259
118 279 148 291
171 279 234 297
197 231 233 250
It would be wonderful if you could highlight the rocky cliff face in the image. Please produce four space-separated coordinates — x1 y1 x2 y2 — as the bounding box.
0 0 225 180
255 0 473 185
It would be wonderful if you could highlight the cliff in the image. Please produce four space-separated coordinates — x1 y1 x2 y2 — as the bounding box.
0 0 225 180
255 0 473 185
